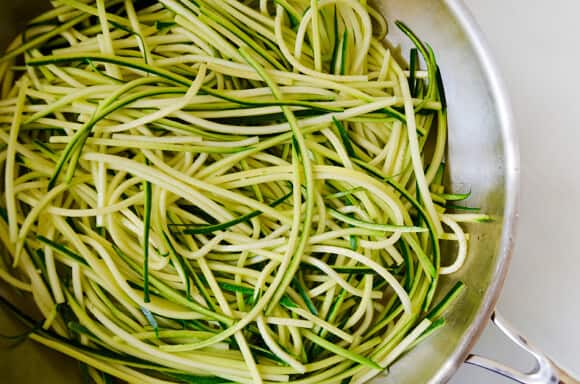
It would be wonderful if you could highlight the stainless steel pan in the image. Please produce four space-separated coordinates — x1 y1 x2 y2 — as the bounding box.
0 1 576 383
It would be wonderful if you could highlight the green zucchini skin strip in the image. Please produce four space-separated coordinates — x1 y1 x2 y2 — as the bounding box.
302 330 382 370
173 190 292 235
142 174 153 303
328 207 427 233
27 54 192 85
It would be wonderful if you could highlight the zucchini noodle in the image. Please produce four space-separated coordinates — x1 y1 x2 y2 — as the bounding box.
0 1 489 383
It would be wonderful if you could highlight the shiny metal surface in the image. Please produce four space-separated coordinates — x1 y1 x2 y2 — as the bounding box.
0 0 521 383
466 313 580 384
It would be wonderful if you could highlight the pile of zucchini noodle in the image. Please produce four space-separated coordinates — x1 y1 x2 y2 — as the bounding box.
0 0 490 383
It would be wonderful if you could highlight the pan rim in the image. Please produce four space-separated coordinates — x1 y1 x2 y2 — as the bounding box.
427 1 520 383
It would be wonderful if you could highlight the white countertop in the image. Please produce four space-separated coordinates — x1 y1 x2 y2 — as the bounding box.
450 1 580 383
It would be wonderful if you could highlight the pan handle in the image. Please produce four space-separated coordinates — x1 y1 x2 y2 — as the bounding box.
465 311 579 384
